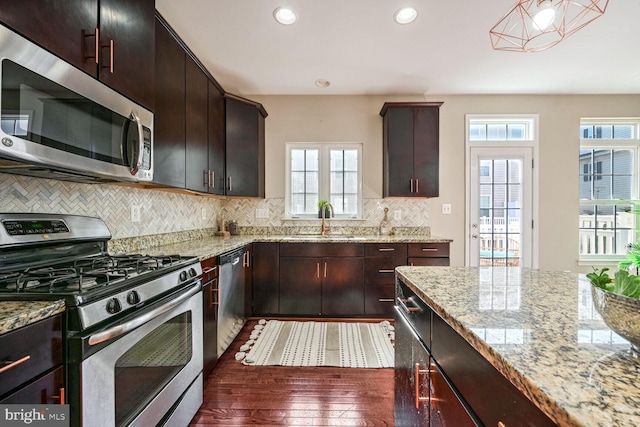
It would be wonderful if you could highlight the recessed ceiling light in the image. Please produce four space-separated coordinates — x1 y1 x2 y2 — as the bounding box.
273 7 297 25
394 7 417 24
315 79 330 88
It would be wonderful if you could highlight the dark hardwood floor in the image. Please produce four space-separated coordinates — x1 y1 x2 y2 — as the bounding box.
190 318 395 426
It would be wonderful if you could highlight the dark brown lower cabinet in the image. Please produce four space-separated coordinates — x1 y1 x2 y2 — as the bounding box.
1 367 64 404
201 256 219 379
321 257 364 315
252 242 279 316
279 257 322 315
395 279 556 427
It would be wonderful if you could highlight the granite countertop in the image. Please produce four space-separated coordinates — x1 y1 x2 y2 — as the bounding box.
395 266 640 427
137 234 452 261
0 300 66 335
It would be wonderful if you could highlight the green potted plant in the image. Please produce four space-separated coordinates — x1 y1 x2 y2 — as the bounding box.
317 200 329 218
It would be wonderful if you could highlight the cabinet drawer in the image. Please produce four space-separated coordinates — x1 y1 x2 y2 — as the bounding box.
365 258 401 286
279 242 363 257
0 315 63 397
431 313 555 426
364 285 395 316
408 257 450 267
1 366 64 404
201 256 219 282
407 242 449 258
365 243 407 258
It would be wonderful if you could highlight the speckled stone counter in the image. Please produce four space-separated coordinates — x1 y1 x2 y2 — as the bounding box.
396 266 640 427
0 300 65 335
119 234 452 261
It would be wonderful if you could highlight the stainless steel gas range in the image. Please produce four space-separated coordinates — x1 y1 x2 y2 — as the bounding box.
0 213 203 427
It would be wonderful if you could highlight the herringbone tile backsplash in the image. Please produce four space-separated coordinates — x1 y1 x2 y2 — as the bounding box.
1 173 430 239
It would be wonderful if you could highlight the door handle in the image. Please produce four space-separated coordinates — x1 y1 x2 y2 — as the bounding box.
472 234 478 239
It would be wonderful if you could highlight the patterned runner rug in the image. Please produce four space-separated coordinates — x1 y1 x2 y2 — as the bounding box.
237 320 394 368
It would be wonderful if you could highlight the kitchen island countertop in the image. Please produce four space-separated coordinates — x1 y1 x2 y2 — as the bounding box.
0 300 65 335
396 266 640 427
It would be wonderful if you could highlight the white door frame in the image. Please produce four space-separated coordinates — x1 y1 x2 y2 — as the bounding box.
464 114 540 268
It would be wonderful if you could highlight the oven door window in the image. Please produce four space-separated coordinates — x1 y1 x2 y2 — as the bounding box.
114 311 192 426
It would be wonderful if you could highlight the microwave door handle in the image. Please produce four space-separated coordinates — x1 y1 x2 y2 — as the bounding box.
127 112 144 175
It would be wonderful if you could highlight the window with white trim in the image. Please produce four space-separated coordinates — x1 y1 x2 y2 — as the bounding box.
579 119 640 261
285 143 362 219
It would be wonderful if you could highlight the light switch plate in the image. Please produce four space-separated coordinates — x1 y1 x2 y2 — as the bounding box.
201 208 206 220
256 208 269 218
442 204 452 214
394 210 402 220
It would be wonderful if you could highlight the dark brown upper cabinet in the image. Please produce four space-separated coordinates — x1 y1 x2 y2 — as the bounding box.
0 0 155 109
225 95 267 198
185 56 209 192
153 17 186 188
380 102 443 197
207 82 226 195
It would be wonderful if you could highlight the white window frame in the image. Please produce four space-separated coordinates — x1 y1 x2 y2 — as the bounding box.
285 142 363 220
579 118 640 264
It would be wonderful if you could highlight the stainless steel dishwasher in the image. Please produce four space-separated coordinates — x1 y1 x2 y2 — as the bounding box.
217 246 247 357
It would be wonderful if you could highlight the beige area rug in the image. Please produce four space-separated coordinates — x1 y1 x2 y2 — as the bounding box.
236 320 394 368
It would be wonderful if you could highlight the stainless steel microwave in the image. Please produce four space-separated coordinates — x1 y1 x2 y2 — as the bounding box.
0 23 153 183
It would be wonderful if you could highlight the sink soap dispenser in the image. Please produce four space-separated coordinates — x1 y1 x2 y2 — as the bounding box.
380 207 391 236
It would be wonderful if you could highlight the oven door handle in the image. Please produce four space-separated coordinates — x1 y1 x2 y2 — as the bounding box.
88 282 201 346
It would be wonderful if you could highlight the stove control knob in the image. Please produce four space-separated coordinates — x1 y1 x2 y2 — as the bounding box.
179 271 188 282
127 290 141 305
189 267 197 278
106 298 121 314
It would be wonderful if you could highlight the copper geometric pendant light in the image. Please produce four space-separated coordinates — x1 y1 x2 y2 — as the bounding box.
490 0 609 52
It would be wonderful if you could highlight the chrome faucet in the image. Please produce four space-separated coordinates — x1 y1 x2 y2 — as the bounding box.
320 203 334 235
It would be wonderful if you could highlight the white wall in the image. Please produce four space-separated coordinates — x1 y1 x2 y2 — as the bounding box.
250 94 640 271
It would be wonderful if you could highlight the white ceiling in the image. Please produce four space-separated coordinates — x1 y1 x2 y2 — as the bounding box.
155 0 640 96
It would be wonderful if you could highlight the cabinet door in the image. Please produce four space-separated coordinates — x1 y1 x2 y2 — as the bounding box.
322 257 364 315
413 107 439 197
0 0 98 76
207 81 225 195
1 366 65 404
252 242 279 315
394 310 429 426
185 57 209 192
226 98 265 197
99 0 155 109
430 361 478 427
364 285 395 316
384 107 415 197
408 257 450 267
279 257 322 315
152 18 185 188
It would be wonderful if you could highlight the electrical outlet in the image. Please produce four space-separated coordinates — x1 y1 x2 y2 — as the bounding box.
131 205 141 223
255 208 269 219
201 208 206 220
394 210 402 221
442 204 452 214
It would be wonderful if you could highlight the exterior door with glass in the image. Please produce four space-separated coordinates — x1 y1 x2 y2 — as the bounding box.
469 147 533 267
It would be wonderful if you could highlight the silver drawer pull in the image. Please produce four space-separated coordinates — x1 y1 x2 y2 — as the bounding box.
378 269 395 273
0 355 30 374
422 248 438 252
378 298 394 302
378 248 395 252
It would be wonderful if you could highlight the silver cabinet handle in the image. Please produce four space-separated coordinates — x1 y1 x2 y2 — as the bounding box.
211 170 215 189
422 248 438 252
410 179 414 193
415 178 419 193
378 269 395 273
228 176 233 192
203 170 209 187
378 298 394 302
378 248 395 252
